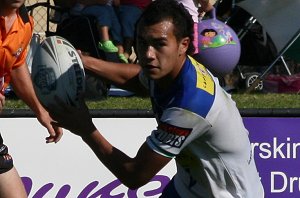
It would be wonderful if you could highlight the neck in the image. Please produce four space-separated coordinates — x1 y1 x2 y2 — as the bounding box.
155 76 173 92
1 11 17 33
1 12 17 19
156 55 187 91
0 3 18 17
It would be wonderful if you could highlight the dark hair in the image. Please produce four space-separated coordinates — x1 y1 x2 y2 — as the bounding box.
201 29 218 36
137 0 195 55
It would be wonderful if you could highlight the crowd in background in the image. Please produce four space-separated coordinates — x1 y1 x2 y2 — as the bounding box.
53 0 216 63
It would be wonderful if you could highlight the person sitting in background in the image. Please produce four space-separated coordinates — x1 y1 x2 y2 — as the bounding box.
71 0 128 63
114 0 151 62
50 0 264 197
198 0 216 18
176 0 216 54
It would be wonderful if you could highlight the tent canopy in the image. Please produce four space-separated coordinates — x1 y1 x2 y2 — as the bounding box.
237 0 300 54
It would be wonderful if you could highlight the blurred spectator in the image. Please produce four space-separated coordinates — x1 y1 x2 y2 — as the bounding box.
70 0 128 63
176 0 216 54
198 0 216 18
114 0 151 62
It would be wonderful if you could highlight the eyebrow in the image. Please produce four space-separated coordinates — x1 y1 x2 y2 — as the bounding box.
137 34 168 44
152 37 168 42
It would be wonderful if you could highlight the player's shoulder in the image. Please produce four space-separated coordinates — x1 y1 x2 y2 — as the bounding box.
175 56 217 117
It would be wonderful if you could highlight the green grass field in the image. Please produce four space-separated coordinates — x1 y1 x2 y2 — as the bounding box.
4 93 300 110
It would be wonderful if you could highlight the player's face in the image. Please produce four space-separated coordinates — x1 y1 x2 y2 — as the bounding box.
3 0 25 9
136 19 188 81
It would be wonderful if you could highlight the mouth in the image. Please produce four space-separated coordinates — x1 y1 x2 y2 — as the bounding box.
146 64 157 69
144 64 158 71
142 64 159 75
142 63 158 70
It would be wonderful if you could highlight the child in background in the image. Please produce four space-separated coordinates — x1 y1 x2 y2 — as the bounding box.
114 0 151 62
71 0 128 63
176 0 216 54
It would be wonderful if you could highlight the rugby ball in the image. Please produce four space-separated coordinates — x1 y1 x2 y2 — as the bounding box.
31 36 85 110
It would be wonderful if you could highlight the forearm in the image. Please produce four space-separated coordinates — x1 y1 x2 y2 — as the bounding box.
83 56 140 83
10 64 44 115
82 131 149 189
82 56 147 94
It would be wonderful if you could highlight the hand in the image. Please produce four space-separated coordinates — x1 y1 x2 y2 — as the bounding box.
36 108 63 143
0 92 5 112
77 50 94 66
198 0 214 13
77 50 100 71
49 95 97 137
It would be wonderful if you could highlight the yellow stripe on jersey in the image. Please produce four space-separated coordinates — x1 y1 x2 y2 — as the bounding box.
189 56 215 95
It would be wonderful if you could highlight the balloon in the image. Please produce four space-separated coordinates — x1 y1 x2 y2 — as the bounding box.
194 8 241 77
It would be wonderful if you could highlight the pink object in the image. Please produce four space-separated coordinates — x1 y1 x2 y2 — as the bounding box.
194 8 241 76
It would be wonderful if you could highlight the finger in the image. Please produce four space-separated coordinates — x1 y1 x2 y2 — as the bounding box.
45 128 63 144
50 120 64 131
44 120 64 143
44 118 56 137
43 113 64 143
45 136 56 143
53 126 63 143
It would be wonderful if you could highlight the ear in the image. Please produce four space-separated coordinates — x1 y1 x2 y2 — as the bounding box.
179 37 190 55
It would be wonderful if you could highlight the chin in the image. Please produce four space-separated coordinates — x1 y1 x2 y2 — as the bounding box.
143 69 161 80
9 0 24 8
144 72 158 80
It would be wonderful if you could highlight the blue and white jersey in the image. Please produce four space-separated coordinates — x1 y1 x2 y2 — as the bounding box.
140 56 264 198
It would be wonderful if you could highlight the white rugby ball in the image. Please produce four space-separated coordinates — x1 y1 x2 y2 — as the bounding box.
31 36 85 110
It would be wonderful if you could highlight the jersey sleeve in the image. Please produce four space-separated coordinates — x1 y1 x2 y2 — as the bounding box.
0 40 26 70
12 47 28 68
12 16 34 69
146 107 212 158
0 16 33 71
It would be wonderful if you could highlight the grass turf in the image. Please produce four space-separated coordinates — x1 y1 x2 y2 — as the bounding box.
4 93 300 110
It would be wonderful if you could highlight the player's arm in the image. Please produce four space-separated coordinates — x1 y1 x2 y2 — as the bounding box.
79 52 148 95
0 93 4 112
84 131 171 189
10 63 63 143
50 99 171 189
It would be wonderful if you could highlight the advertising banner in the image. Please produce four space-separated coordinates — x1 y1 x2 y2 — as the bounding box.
0 118 176 198
244 117 300 198
0 117 300 197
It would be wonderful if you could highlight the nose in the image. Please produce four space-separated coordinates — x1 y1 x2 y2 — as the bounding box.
146 46 155 59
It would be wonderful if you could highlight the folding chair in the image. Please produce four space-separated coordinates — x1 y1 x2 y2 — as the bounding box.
231 0 300 92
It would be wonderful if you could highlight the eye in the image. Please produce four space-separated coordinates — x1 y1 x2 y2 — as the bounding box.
137 37 147 47
153 40 167 49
